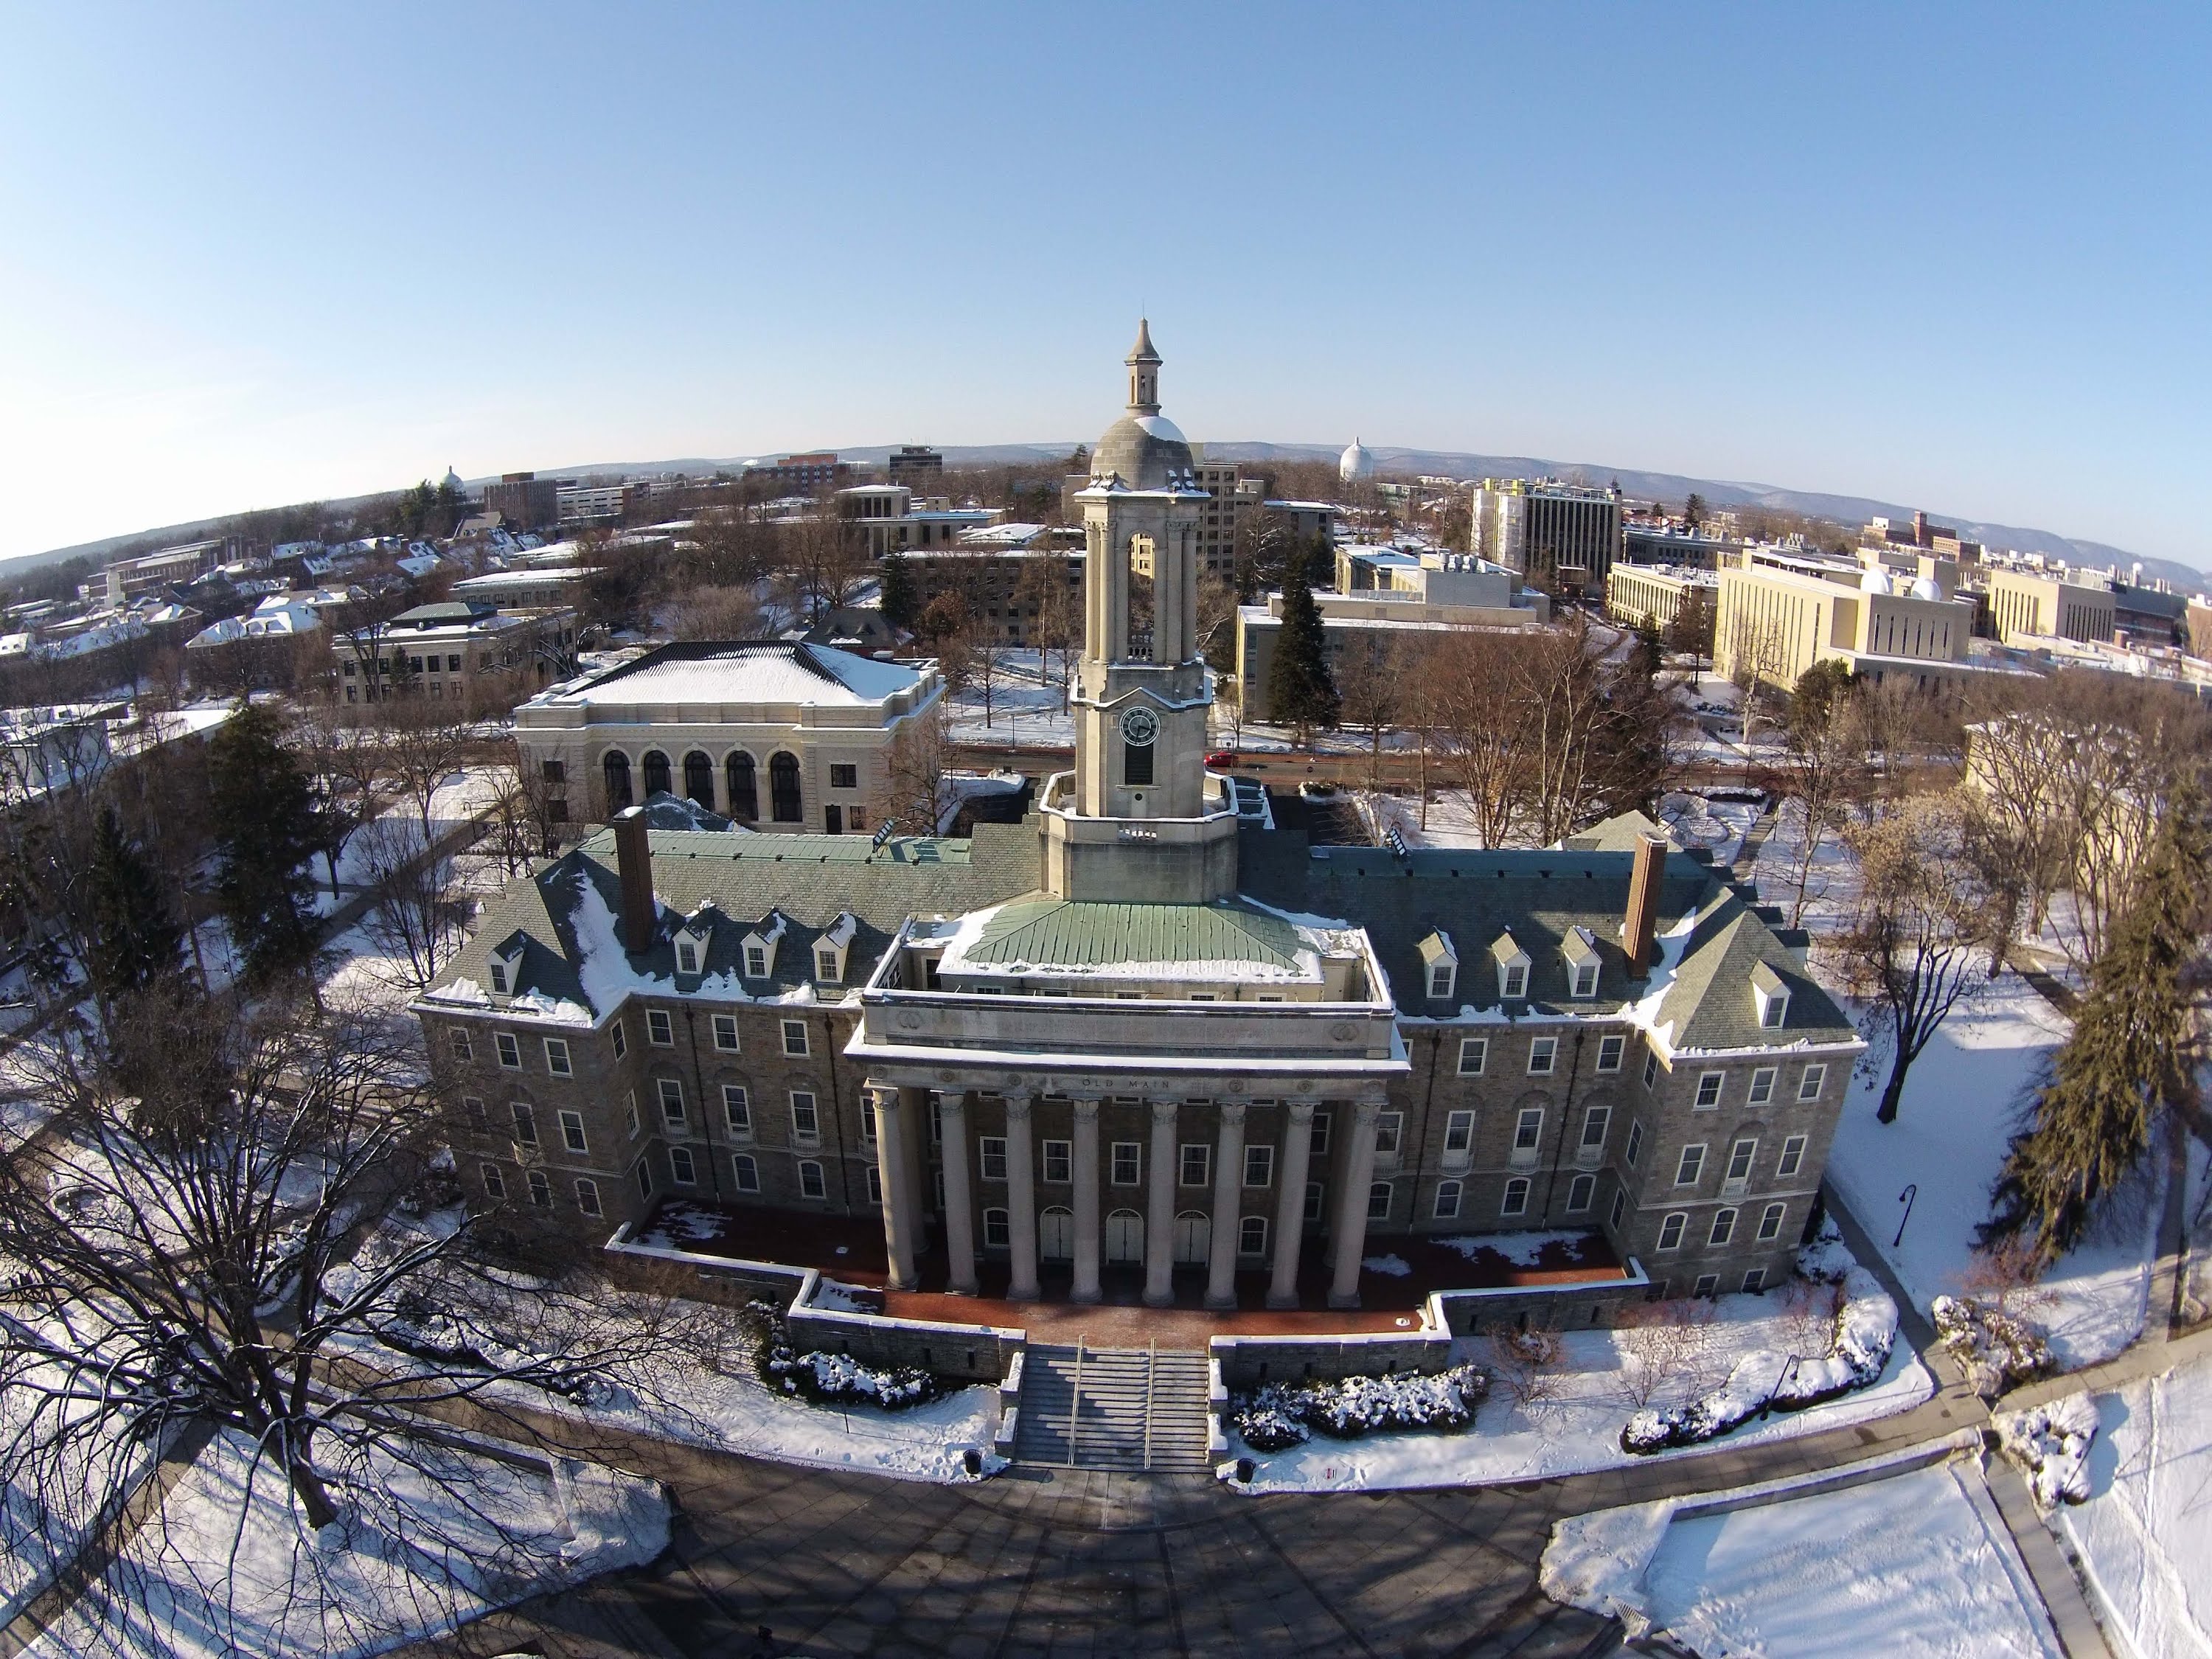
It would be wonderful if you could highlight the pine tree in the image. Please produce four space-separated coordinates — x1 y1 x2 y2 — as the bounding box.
879 552 918 630
1267 540 1338 739
208 703 322 988
1982 788 2209 1261
84 805 182 1007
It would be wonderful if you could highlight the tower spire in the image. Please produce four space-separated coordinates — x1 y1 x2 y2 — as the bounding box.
1125 318 1161 415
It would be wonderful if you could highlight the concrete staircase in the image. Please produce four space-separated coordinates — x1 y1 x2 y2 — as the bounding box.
1012 1342 1212 1472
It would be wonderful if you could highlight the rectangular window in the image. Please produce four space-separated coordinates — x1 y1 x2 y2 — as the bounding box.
670 1147 696 1185
733 1153 759 1193
1110 1142 1141 1185
1580 1106 1612 1150
449 1029 473 1063
1456 1037 1487 1076
557 1110 588 1154
816 950 840 982
512 1103 538 1146
1626 1120 1644 1166
574 1178 602 1218
745 946 767 978
1180 1143 1210 1187
625 1091 640 1138
1239 1215 1268 1256
657 1078 685 1129
481 1163 506 1200
1726 1137 1758 1183
1571 961 1598 999
1777 1134 1807 1179
1566 1172 1595 1213
1694 1071 1725 1109
1502 962 1527 998
790 1091 820 1142
1428 962 1454 999
984 1207 1010 1248
781 1020 809 1057
1609 1189 1626 1229
1374 1110 1403 1156
1757 1201 1786 1242
864 1164 883 1205
1043 1140 1071 1183
526 1169 551 1206
1798 1063 1827 1102
1444 1110 1474 1155
799 1160 826 1200
1596 1034 1624 1073
1123 740 1154 786
542 759 564 783
636 1158 652 1200
1367 1180 1392 1220
1644 1051 1660 1088
1658 1211 1686 1251
1500 1176 1530 1216
722 1085 751 1135
1708 1208 1737 1247
495 1032 521 1070
1675 1143 1705 1186
1741 1267 1767 1293
647 1009 673 1046
980 1136 1007 1181
1747 1066 1775 1106
1528 1037 1557 1076
1243 1144 1273 1188
543 1037 571 1077
1304 1180 1324 1222
1514 1107 1543 1152
1433 1179 1462 1219
711 1015 740 1052
1694 1273 1719 1298
677 941 699 975
1310 1111 1332 1157
830 763 858 790
610 1021 626 1060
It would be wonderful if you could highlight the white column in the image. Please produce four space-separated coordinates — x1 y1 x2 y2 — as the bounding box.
1205 1102 1248 1310
871 1085 918 1291
1004 1093 1039 1301
896 1085 931 1253
1268 1102 1315 1309
1071 1097 1102 1304
938 1091 978 1296
1144 1099 1178 1307
1328 1099 1383 1310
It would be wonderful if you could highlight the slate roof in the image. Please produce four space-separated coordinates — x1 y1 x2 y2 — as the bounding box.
953 899 1307 974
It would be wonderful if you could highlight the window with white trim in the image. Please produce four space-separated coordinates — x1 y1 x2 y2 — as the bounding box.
1456 1037 1488 1076
557 1110 588 1154
798 1160 826 1200
984 1208 1010 1248
1757 1201 1786 1242
789 1091 820 1143
1571 960 1598 999
1310 1111 1332 1156
1580 1105 1611 1150
781 1020 809 1057
1657 1211 1687 1251
1741 1267 1767 1293
1644 1050 1660 1088
1566 1172 1595 1213
625 1091 640 1138
722 1085 751 1135
1777 1134 1807 1179
1708 1208 1736 1247
745 945 767 978
1239 1215 1268 1256
1694 1273 1719 1298
512 1103 538 1146
733 1153 759 1193
1434 1179 1462 1218
863 1164 883 1204
543 1037 571 1077
1596 1034 1624 1072
646 1009 673 1046
574 1178 602 1217
1500 1176 1530 1216
527 1170 552 1208
657 1078 685 1129
635 1158 651 1200
1625 1119 1644 1165
481 1163 506 1200
462 1096 488 1138
711 1015 739 1052
1747 1066 1775 1105
1374 1110 1403 1156
610 1020 625 1059
1367 1180 1393 1220
1244 1144 1273 1187
1043 1140 1071 1183
1180 1143 1210 1186
669 1147 696 1185
1528 1037 1557 1076
1798 1063 1827 1102
1609 1189 1627 1228
1444 1110 1475 1155
1110 1142 1140 1186
676 939 700 975
449 1029 472 1063
1725 1136 1758 1185
495 1032 521 1071
1674 1143 1705 1186
1304 1180 1324 1222
1514 1107 1543 1153
1694 1071 1724 1108
980 1136 1007 1181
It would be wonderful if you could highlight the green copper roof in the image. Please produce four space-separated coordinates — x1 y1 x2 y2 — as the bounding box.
960 900 1305 972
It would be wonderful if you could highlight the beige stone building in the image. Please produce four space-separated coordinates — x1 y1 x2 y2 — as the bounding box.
1982 566 2116 646
335 600 578 715
1605 564 1718 632
1714 547 1978 693
512 640 942 835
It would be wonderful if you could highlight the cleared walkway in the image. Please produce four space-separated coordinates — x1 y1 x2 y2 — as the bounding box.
1015 1342 1212 1472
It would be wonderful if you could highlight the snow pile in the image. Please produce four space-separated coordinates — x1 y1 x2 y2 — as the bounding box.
1994 1394 2100 1509
1621 1268 1898 1455
1540 1500 1676 1639
751 1303 942 1411
1229 1365 1489 1453
1933 1294 2056 1399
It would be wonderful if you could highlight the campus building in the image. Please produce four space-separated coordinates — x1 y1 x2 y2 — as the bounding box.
422 326 1860 1312
1714 546 1979 693
334 601 578 714
1981 567 2117 647
1472 478 1623 592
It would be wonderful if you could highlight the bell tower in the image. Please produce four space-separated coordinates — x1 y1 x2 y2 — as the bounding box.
1040 323 1239 903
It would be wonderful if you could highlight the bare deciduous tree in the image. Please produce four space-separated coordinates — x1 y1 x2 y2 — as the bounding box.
355 815 471 991
1332 633 1402 796
885 702 959 835
1610 1298 1722 1410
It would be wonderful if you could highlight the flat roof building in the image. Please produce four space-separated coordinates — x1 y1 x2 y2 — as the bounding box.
1716 548 1979 693
1982 567 2115 647
1472 479 1622 593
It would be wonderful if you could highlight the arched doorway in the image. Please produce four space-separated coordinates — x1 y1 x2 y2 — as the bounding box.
682 751 714 810
642 750 672 798
1039 1206 1074 1260
768 751 802 823
726 752 758 821
1173 1211 1210 1266
602 751 633 812
1105 1209 1144 1265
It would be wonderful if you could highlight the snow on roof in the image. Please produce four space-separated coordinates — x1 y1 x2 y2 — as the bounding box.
548 641 926 710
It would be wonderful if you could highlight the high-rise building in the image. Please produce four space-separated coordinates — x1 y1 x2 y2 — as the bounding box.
1471 479 1622 592
887 445 944 486
482 472 561 530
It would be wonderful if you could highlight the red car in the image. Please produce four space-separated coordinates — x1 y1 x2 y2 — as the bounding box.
1205 751 1238 768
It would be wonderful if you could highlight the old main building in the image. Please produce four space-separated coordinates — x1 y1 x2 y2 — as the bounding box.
418 326 1862 1309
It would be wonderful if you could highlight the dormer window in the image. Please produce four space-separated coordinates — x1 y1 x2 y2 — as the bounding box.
487 939 525 1004
740 914 786 982
1417 931 1457 1002
1752 961 1790 1029
1562 926 1600 1001
1491 931 1531 1001
678 940 700 974
744 945 768 979
814 912 858 986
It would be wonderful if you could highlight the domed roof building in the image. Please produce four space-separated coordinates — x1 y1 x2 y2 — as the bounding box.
1340 438 1375 482
1088 319 1199 491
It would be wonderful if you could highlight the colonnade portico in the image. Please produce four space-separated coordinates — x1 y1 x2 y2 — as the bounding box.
862 1074 1390 1312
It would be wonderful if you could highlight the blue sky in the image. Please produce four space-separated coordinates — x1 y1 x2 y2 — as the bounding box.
1 2 2207 568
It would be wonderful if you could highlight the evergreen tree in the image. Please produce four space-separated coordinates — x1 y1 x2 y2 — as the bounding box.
84 805 182 1006
878 552 918 631
1982 789 2210 1261
208 703 322 988
1629 616 1664 684
1267 540 1338 738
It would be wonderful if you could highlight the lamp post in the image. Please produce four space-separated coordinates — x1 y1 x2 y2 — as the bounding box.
1894 1183 1918 1249
1759 1352 1799 1421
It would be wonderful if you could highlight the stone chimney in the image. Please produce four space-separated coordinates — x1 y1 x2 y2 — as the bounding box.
1623 830 1669 978
611 806 656 954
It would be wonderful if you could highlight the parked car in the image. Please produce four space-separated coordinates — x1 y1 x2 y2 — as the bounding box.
1205 751 1237 768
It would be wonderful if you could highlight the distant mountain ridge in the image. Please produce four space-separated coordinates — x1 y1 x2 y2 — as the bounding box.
12 442 2205 592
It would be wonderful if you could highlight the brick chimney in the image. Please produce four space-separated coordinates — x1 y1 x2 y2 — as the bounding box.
1623 829 1669 978
611 806 656 954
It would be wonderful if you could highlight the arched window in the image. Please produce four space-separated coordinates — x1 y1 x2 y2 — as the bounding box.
768 751 802 823
726 753 758 821
1172 1211 1210 1266
1105 1208 1144 1264
602 751 633 811
1039 1206 1074 1259
642 750 672 798
683 750 714 809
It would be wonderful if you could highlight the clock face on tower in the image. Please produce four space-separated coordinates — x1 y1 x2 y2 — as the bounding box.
1118 705 1160 746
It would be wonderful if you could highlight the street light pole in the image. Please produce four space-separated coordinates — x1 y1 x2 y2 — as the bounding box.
1894 1183 1918 1249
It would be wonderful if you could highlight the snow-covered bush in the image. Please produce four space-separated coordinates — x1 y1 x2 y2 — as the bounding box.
1229 1364 1489 1450
1621 1268 1898 1455
1995 1394 2099 1509
746 1301 943 1412
1932 1295 2054 1399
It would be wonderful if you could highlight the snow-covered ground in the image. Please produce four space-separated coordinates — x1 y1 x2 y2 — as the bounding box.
1231 1261 1933 1493
2056 1352 2212 1659
0 1361 155 1623
21 1430 667 1659
1823 972 2156 1370
1547 1456 2061 1658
